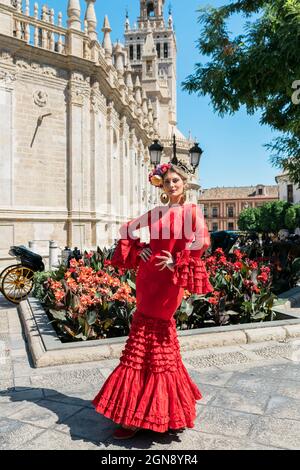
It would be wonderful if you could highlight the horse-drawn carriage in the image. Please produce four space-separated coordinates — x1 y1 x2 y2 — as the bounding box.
0 246 44 304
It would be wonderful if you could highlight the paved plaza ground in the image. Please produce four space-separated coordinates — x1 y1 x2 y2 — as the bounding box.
1 294 300 450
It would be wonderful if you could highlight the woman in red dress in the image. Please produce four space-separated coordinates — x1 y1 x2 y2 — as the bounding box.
92 162 213 439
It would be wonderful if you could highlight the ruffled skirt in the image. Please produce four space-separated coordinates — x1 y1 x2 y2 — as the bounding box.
92 311 202 433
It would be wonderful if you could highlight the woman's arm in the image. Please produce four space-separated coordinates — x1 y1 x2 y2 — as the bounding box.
119 209 151 240
111 209 151 270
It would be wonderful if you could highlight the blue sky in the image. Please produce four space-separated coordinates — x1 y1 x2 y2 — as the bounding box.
46 0 280 189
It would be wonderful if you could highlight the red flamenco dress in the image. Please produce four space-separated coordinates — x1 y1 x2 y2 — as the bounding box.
92 203 213 432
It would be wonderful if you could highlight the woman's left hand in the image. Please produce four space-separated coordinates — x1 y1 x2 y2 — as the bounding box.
155 250 175 272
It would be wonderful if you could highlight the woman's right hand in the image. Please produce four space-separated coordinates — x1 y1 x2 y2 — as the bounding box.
139 246 152 262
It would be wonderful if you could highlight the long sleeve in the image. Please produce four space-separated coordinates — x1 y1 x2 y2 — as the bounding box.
111 210 150 270
172 204 213 294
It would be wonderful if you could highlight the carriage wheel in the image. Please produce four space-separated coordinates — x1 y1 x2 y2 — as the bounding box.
0 264 21 293
1 266 34 304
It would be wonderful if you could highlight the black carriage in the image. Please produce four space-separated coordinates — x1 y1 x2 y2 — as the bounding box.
0 245 44 304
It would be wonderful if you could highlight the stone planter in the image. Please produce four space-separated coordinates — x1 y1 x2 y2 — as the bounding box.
17 288 300 367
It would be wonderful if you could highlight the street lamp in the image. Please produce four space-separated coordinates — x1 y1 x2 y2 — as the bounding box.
149 139 164 166
149 135 203 174
189 142 203 170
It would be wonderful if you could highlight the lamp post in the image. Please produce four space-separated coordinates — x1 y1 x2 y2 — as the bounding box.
149 135 203 173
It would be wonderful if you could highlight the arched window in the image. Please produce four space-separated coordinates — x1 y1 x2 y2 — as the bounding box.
147 1 155 16
164 42 168 58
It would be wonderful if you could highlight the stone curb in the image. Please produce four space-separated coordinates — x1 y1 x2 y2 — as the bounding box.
17 287 300 367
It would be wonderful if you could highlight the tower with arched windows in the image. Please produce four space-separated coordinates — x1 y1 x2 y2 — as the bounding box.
125 0 177 137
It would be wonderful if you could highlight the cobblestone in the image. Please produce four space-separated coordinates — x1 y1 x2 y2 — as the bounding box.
1 293 300 450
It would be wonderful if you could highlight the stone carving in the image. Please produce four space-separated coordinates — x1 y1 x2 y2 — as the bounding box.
90 82 105 113
67 85 89 105
16 59 30 70
71 72 90 84
33 90 48 107
43 67 57 77
31 62 42 72
0 51 13 63
0 70 16 85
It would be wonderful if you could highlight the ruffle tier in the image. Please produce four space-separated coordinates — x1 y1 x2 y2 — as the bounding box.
111 237 147 270
173 250 214 295
92 312 202 433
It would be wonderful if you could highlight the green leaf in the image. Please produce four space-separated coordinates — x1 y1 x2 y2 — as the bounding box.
49 309 67 321
291 258 300 274
251 311 267 320
180 299 194 316
86 310 97 326
127 279 136 291
75 333 87 341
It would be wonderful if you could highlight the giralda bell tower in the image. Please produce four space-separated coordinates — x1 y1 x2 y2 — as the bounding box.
124 0 177 137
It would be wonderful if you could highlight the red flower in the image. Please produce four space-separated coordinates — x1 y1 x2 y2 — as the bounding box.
251 285 260 294
233 261 243 271
233 249 244 260
160 163 171 174
249 261 258 270
257 272 269 284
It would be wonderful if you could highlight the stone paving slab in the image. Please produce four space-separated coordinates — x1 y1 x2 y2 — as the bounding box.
0 417 45 450
248 415 300 450
97 428 282 451
17 428 100 450
1 294 300 450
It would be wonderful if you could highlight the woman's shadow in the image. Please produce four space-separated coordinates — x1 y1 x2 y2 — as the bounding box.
2 387 183 449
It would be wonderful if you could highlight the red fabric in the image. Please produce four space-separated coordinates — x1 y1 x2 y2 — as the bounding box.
111 237 147 270
172 203 213 294
93 203 211 432
173 250 213 294
92 312 201 432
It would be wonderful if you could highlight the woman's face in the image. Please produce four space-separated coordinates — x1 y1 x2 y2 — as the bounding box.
163 170 185 201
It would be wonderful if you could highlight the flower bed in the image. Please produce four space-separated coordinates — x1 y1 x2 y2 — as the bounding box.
32 246 289 342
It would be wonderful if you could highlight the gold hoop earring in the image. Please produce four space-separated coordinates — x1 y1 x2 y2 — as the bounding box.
160 192 170 205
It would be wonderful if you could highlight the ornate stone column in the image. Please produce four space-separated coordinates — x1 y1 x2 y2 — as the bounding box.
66 73 90 247
0 52 16 207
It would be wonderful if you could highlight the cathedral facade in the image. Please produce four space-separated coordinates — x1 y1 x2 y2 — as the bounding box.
0 0 200 266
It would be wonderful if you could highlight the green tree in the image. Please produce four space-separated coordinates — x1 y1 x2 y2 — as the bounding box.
285 203 300 230
238 201 291 233
238 207 260 231
258 201 289 233
183 0 300 184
